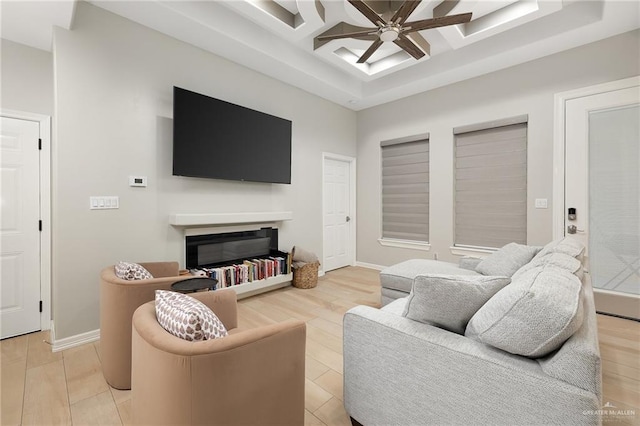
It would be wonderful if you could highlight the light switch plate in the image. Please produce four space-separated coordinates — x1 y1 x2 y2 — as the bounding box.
535 198 548 209
90 196 119 210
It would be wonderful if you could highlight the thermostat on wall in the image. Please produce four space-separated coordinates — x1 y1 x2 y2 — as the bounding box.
129 176 148 187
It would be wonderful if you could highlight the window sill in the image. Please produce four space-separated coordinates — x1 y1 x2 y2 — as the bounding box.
378 239 431 251
449 246 495 257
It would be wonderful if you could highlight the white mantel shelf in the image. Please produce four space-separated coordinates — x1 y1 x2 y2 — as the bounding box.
169 211 293 226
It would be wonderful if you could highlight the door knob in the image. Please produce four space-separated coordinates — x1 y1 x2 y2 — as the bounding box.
346 216 351 222
567 225 585 234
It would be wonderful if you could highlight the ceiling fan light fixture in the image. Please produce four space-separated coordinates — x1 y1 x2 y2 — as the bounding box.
379 26 400 42
317 0 472 63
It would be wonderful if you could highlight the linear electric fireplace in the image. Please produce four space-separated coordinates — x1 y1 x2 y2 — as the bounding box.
185 227 280 269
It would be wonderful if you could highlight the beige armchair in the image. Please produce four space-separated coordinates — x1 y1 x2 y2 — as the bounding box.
131 289 306 425
100 261 194 389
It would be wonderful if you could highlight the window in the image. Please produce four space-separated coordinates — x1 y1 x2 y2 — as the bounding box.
381 136 429 243
454 118 527 249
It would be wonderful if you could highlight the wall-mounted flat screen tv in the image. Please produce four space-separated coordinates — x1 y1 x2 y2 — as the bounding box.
172 86 292 184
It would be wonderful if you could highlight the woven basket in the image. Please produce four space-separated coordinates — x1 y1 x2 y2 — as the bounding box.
292 261 320 289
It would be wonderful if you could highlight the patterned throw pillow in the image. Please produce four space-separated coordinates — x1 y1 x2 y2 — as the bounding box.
115 261 153 280
155 290 228 341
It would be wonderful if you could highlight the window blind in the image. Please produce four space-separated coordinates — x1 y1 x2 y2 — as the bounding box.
454 123 527 248
381 139 429 242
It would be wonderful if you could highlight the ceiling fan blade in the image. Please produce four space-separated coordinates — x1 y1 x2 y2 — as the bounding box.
314 22 379 50
357 39 384 64
348 0 386 26
390 0 421 25
404 12 472 33
394 33 426 60
317 29 378 41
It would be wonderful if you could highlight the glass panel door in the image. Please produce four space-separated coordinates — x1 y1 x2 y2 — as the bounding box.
564 82 640 319
589 105 640 300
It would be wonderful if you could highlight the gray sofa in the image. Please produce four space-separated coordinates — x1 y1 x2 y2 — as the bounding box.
344 239 601 425
380 258 481 305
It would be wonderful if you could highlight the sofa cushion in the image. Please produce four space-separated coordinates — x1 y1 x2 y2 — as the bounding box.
381 288 408 307
466 267 584 357
155 290 228 341
402 274 511 334
115 261 153 280
381 297 408 316
458 256 483 271
475 243 541 277
380 259 479 293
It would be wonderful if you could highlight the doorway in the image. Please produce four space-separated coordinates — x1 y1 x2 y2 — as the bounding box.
322 153 356 272
0 111 51 339
554 77 640 320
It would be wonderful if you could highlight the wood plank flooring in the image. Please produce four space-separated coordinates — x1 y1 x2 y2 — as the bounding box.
1 266 639 425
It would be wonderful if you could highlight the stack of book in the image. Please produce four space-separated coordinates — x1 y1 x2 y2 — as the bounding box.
198 254 290 288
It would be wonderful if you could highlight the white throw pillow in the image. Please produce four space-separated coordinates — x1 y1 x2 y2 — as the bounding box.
115 261 153 280
402 274 511 334
466 266 584 358
475 243 541 277
155 290 228 341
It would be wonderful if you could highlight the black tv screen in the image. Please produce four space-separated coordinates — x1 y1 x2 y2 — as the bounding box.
172 87 292 184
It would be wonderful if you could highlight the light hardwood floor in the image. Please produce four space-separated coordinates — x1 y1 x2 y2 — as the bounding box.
1 266 639 425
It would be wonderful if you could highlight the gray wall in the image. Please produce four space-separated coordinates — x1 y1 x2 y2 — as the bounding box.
1 39 53 115
356 30 640 267
52 2 356 339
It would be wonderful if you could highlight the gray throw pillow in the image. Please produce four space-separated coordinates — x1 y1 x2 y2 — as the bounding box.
533 237 585 261
465 266 584 358
475 243 541 277
402 274 511 334
512 252 583 282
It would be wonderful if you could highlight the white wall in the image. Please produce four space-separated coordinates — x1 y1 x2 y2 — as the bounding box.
52 2 356 339
356 30 640 268
1 39 53 115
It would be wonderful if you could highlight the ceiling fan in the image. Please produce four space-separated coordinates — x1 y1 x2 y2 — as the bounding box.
315 0 472 63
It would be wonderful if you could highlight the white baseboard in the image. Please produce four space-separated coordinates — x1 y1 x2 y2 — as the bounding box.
51 324 100 353
355 261 386 271
48 320 55 345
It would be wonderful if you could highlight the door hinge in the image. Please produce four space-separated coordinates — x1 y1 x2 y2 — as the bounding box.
39 301 43 313
39 220 42 231
38 138 42 150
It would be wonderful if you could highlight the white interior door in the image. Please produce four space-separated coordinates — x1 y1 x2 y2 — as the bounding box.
323 155 354 272
1 116 41 339
565 83 640 319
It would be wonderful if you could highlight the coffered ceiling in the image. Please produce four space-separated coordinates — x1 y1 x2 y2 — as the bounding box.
2 1 639 110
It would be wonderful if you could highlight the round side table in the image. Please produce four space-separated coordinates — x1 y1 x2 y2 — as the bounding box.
171 277 218 293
